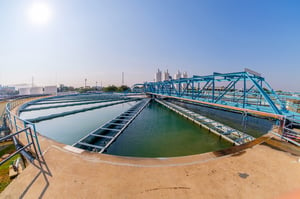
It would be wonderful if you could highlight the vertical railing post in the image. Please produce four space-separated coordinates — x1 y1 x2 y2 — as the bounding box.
23 121 30 145
31 123 42 156
260 80 263 106
243 74 246 108
6 98 43 156
192 81 194 99
13 116 18 131
212 77 215 103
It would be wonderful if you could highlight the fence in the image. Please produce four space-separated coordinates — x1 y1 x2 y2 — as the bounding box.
0 127 40 166
5 97 43 156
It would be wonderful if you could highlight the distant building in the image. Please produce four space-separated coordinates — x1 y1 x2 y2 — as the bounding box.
173 70 188 89
174 70 181 80
163 70 170 81
11 84 31 90
44 86 57 95
19 88 31 95
0 86 17 95
155 69 162 82
18 85 58 95
154 69 188 82
182 71 188 78
30 87 43 95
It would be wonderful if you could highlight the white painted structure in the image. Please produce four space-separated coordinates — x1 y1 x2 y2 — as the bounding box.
44 86 57 95
19 88 31 95
18 85 57 95
30 87 43 95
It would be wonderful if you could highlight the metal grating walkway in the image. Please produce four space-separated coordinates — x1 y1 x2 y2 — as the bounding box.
73 98 151 153
155 99 255 145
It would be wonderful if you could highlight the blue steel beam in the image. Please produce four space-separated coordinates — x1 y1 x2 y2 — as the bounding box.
143 70 291 118
214 77 241 103
244 73 281 114
263 80 287 111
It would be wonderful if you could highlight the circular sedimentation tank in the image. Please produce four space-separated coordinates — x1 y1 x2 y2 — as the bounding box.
18 94 274 158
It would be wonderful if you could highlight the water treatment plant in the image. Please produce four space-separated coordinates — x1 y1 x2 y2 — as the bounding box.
1 69 300 198
10 69 299 156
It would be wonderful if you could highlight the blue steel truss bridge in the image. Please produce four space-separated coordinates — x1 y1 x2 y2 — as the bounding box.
141 69 300 124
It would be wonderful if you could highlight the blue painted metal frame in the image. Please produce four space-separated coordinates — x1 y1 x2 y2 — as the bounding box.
143 70 298 118
5 100 43 156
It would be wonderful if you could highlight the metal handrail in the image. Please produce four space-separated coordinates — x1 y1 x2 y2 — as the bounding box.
5 98 42 156
270 131 300 147
0 127 38 166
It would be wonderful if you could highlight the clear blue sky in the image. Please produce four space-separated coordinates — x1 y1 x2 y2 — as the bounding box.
0 0 299 91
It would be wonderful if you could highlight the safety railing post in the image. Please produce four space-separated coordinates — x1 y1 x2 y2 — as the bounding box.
23 121 31 145
6 98 43 157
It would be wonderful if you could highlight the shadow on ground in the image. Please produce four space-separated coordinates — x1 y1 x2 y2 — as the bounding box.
20 155 52 198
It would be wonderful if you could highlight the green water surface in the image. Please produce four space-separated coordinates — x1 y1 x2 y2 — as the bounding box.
106 101 232 157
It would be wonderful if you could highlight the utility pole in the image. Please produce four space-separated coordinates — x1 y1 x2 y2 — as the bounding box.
96 81 98 90
122 72 124 85
85 78 87 88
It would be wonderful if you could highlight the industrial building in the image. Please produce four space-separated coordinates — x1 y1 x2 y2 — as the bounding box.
18 86 57 95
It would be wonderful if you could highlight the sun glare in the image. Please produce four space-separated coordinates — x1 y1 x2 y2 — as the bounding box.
27 2 52 25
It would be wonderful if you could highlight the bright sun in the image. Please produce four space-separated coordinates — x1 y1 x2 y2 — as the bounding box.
27 2 52 25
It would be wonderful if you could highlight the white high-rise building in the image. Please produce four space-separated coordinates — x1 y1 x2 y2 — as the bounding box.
181 72 188 90
163 70 170 81
174 70 181 80
155 69 162 82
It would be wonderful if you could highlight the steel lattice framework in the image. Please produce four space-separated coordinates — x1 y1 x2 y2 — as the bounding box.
142 69 295 119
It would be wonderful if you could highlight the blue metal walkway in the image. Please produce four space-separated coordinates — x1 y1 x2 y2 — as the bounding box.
73 98 151 153
155 99 255 145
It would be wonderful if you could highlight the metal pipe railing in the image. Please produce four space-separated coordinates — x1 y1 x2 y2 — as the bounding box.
0 127 39 166
5 98 43 156
270 131 300 147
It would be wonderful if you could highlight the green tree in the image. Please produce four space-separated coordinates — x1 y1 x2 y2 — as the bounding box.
118 85 131 92
103 85 118 92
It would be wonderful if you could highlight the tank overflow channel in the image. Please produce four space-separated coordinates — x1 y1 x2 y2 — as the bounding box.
73 98 151 153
